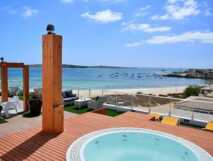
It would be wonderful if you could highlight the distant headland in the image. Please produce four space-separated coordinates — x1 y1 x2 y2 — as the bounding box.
163 69 213 80
29 64 136 68
29 64 132 69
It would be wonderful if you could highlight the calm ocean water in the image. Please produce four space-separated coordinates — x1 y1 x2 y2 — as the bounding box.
2 67 211 90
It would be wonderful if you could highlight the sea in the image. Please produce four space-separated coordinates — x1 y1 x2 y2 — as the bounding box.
2 67 212 90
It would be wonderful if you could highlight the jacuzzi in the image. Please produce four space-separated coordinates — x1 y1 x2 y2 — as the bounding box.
66 128 212 161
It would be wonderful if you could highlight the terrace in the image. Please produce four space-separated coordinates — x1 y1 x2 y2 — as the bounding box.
0 112 212 161
0 26 212 161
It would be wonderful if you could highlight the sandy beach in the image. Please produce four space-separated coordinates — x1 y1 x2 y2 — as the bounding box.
72 86 187 97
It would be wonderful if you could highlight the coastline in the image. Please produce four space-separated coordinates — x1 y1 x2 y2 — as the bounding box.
8 67 207 92
72 86 187 97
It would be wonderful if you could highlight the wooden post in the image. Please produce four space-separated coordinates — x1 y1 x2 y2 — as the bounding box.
42 26 64 133
23 65 29 111
1 63 8 102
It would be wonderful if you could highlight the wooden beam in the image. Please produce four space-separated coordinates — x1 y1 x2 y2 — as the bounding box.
23 65 29 111
7 63 24 68
1 63 8 102
42 33 64 133
0 62 24 68
0 62 29 106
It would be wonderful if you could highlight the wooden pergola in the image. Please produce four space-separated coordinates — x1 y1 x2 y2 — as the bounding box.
0 24 64 134
0 61 29 111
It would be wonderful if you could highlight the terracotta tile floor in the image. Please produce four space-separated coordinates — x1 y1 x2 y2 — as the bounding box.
0 112 212 161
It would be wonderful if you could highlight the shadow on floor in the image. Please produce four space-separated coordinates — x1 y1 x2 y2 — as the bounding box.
0 117 8 124
1 131 59 161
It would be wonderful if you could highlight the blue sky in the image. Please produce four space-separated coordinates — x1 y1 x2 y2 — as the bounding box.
0 0 213 68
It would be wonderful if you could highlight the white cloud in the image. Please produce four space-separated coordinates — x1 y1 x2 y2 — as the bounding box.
126 32 213 47
135 5 151 17
152 0 200 20
147 32 213 44
22 6 38 17
122 23 171 33
81 9 122 23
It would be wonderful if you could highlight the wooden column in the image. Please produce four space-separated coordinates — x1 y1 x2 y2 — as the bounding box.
1 63 8 102
42 31 64 133
23 65 29 111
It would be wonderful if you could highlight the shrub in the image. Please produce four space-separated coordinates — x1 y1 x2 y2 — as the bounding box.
183 86 201 98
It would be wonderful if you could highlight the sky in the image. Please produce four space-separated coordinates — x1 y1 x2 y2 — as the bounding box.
0 0 213 68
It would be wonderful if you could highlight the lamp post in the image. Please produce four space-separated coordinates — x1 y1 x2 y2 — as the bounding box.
46 24 55 35
0 57 4 62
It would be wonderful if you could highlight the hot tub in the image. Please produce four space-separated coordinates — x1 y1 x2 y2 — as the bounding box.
66 128 212 161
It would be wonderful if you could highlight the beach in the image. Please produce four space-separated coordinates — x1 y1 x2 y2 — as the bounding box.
5 67 208 98
72 86 187 97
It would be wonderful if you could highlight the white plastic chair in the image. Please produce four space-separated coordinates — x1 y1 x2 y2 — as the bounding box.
10 96 21 109
2 102 18 118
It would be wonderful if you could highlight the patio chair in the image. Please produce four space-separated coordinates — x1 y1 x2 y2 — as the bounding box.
161 116 179 126
62 90 78 105
1 95 21 118
149 113 161 121
203 121 213 132
1 102 18 118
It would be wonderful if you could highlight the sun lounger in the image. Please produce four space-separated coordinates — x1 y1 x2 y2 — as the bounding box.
203 121 213 132
88 96 107 110
161 116 179 126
